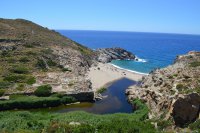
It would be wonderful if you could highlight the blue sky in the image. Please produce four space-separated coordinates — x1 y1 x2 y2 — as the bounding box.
1 0 200 34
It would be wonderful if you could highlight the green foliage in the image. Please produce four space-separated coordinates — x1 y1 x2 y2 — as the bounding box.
0 89 5 96
41 48 53 55
0 99 156 132
34 85 52 97
190 61 200 67
4 74 27 83
16 83 25 91
189 119 200 131
47 59 57 66
0 96 60 111
60 96 77 104
11 66 29 74
176 84 184 91
157 119 173 130
26 76 36 85
97 87 107 93
19 57 30 63
0 81 12 89
36 59 46 69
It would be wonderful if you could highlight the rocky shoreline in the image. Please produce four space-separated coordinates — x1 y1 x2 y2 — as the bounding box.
126 51 200 126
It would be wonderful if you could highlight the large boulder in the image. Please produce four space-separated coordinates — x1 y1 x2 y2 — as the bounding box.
172 93 200 126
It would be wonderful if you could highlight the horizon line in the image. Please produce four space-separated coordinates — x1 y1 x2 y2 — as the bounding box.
54 29 200 36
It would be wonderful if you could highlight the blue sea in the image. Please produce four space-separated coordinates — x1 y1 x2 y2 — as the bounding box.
58 30 200 74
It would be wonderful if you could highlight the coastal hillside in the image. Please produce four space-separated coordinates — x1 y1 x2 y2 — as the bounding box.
127 51 200 128
0 18 94 96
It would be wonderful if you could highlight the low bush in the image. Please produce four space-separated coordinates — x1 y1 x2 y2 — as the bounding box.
19 57 30 63
0 96 60 111
47 59 57 66
0 99 156 132
0 81 12 89
34 85 52 97
60 96 77 104
26 76 36 85
190 61 200 67
11 66 29 74
4 74 27 83
189 119 200 131
36 59 47 69
0 89 5 97
176 84 184 91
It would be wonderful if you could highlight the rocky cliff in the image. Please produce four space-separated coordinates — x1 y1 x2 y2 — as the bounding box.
96 47 136 63
0 18 95 99
126 51 200 126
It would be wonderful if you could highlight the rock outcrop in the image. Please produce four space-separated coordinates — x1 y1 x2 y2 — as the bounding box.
96 47 135 63
172 93 200 126
126 51 200 126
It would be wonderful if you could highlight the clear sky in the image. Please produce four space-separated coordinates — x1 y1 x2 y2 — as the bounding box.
1 0 200 35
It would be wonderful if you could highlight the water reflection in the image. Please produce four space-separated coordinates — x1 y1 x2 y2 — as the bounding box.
31 78 136 114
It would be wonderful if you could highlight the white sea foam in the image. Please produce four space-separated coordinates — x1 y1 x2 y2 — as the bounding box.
109 63 149 76
135 56 147 63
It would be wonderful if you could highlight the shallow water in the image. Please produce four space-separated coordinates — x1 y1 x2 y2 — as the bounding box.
29 78 135 114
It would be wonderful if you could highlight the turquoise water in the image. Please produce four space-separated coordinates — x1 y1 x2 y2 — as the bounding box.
58 30 200 74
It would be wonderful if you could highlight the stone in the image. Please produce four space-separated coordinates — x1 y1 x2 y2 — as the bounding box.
172 93 200 126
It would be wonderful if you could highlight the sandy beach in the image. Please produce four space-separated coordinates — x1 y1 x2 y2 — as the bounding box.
87 63 146 91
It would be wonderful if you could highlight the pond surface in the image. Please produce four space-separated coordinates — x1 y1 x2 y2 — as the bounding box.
31 78 136 114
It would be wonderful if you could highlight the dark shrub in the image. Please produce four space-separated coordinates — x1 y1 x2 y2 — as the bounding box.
11 66 29 74
0 89 5 97
19 57 29 63
4 74 26 83
34 85 52 97
60 96 77 104
62 68 71 72
0 81 12 89
176 84 184 91
190 61 200 67
36 59 46 69
47 59 57 66
0 96 60 110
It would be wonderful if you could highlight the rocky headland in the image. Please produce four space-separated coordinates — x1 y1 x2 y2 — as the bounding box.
126 51 200 127
95 47 136 63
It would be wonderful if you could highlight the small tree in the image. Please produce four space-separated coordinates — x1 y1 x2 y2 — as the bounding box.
34 85 52 97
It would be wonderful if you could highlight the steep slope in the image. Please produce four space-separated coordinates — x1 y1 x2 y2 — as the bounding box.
0 18 94 97
126 51 200 126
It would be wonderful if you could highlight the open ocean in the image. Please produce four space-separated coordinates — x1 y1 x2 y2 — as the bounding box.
58 30 200 74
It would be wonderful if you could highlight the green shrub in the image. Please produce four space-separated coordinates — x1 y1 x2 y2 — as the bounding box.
0 81 12 89
36 59 46 69
189 119 200 131
47 59 57 66
97 87 107 93
60 96 77 104
176 84 184 91
0 89 5 97
26 76 36 85
4 74 27 83
19 57 30 63
0 96 60 111
11 66 29 74
157 120 173 130
190 61 200 67
34 85 52 97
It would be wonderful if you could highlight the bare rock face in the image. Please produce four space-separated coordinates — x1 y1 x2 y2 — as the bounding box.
172 93 200 126
126 51 200 124
96 47 135 63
